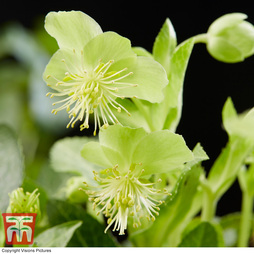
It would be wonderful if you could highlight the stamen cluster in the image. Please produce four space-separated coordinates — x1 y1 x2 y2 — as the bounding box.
7 188 40 214
82 164 169 235
46 50 137 135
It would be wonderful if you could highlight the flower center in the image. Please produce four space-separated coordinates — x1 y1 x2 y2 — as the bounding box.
82 164 168 235
46 51 138 135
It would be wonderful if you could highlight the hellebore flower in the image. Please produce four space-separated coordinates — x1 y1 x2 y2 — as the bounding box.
206 13 254 63
80 125 193 235
43 11 168 135
6 188 41 219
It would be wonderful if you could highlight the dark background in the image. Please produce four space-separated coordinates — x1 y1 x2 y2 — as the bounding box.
1 1 254 216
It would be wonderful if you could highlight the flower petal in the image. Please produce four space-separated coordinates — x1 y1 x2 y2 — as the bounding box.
45 11 103 51
82 32 136 70
43 48 82 88
81 141 112 168
111 56 168 103
132 130 193 175
99 125 147 173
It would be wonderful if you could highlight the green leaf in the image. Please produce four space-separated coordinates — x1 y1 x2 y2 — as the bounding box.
132 130 193 175
208 139 252 198
131 166 201 246
222 97 237 125
222 99 254 141
152 38 194 131
50 136 97 182
45 11 103 51
186 143 209 169
47 200 116 247
208 99 254 199
178 222 220 247
153 18 177 74
0 125 24 212
35 220 82 247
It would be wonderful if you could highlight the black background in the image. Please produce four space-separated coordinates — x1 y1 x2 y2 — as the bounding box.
1 1 254 216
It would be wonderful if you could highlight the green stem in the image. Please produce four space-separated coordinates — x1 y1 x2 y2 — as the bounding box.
238 191 254 247
131 98 156 132
193 33 208 44
201 180 216 221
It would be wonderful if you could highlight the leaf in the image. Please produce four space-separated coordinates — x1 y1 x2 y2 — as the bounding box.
47 200 116 247
178 222 220 247
50 136 97 183
222 98 254 142
185 143 209 169
131 166 201 246
7 217 18 221
163 38 194 131
35 220 82 247
153 18 177 74
0 124 24 212
208 139 252 198
151 38 194 131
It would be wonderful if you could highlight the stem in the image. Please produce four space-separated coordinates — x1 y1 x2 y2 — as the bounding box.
193 33 208 44
201 180 216 221
131 98 156 132
238 191 254 247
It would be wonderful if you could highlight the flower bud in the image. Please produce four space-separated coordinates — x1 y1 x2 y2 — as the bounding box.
207 13 254 63
66 177 88 204
6 188 41 219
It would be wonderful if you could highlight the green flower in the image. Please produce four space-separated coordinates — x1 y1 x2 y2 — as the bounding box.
66 176 88 204
6 188 41 218
43 11 168 135
207 13 254 63
80 125 193 235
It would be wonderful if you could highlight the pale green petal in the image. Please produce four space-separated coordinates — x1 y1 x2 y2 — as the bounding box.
132 47 153 57
99 125 147 172
82 32 136 70
132 130 193 175
208 13 247 35
112 56 168 103
207 36 244 63
81 141 112 168
43 48 82 88
45 11 102 51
